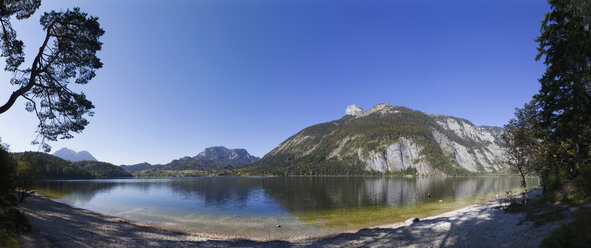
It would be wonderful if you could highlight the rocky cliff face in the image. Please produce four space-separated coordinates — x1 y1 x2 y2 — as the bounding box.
249 104 508 176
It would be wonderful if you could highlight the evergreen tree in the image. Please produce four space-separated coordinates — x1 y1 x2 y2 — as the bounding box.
536 0 591 177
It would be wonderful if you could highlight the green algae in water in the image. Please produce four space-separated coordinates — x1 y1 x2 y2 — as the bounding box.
293 185 532 229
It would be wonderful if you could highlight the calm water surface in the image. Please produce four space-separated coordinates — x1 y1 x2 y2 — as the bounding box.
36 176 538 240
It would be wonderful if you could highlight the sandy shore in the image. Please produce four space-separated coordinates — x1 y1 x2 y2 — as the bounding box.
16 192 573 248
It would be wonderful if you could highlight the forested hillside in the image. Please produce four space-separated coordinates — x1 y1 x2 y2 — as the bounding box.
11 152 131 179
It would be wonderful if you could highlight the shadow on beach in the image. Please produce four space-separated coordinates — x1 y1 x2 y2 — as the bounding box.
16 191 567 248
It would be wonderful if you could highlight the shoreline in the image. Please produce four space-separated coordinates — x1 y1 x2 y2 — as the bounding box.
16 191 572 247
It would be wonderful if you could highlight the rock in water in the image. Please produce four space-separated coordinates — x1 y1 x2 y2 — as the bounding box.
405 217 420 224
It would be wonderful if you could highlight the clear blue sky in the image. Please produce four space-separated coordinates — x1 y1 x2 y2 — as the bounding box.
0 0 549 165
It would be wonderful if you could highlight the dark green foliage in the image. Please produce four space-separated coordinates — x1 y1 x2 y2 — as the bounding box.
75 161 132 178
11 152 132 179
120 162 152 173
576 163 591 197
237 109 478 176
502 101 548 200
401 166 418 175
546 166 572 193
0 206 32 247
536 0 591 178
540 207 591 248
135 169 215 178
0 2 104 152
0 142 30 247
507 0 591 201
0 208 31 232
12 152 93 179
0 144 16 200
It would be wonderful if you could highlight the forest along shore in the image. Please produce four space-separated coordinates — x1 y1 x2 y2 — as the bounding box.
16 191 573 248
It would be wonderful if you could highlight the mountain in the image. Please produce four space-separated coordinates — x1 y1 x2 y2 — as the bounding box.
121 147 260 176
53 147 97 162
193 146 261 168
237 103 509 176
12 152 132 179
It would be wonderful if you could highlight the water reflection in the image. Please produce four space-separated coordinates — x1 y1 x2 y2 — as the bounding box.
39 176 537 212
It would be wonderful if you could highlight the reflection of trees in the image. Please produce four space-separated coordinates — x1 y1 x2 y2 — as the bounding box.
38 177 537 212
260 176 533 212
38 181 120 203
167 177 259 207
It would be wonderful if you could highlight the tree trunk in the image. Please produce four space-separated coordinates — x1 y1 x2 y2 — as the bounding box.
519 168 527 205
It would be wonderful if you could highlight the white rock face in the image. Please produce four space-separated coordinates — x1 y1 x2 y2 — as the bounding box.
346 103 402 118
346 104 365 116
357 138 435 175
430 116 507 173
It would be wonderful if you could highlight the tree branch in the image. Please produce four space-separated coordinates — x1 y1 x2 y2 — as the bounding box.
0 21 54 114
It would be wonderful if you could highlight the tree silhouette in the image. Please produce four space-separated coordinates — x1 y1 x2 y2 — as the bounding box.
0 1 104 151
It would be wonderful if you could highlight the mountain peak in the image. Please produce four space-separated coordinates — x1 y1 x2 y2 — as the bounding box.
345 104 364 116
53 147 97 162
345 103 404 117
194 146 259 163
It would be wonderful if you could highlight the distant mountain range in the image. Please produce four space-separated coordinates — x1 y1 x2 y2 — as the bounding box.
120 146 260 176
34 104 510 178
53 147 97 162
236 103 509 176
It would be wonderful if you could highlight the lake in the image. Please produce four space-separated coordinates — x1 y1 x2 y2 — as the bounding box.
35 176 538 240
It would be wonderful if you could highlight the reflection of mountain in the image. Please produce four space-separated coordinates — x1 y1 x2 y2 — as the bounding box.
167 178 259 207
258 177 535 212
37 177 536 213
152 177 534 212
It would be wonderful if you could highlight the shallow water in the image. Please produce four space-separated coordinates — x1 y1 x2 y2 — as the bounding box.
36 176 538 240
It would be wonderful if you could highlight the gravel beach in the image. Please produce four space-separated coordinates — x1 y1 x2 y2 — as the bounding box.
16 192 572 248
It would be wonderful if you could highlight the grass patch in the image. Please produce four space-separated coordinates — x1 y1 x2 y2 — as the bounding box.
0 205 32 248
522 195 569 226
33 188 68 199
0 228 18 248
540 207 591 248
510 189 584 227
295 201 468 228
